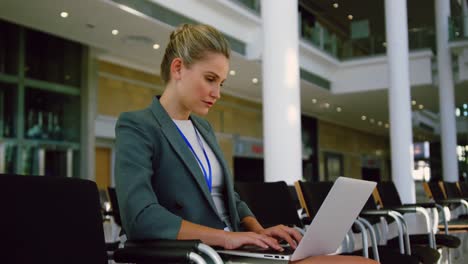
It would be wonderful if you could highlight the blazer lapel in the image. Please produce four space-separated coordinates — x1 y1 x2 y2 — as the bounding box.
149 98 218 215
192 119 241 231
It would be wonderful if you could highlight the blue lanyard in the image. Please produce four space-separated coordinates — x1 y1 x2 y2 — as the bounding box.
175 124 212 192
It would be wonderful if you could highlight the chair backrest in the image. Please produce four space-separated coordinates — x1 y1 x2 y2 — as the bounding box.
458 182 468 197
375 181 403 207
425 181 447 200
235 181 303 228
295 180 382 230
107 187 122 226
442 182 462 199
295 181 334 221
362 195 379 210
288 185 302 210
0 174 107 264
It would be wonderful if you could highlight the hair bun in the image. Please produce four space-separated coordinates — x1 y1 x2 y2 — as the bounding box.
170 24 190 40
161 24 230 84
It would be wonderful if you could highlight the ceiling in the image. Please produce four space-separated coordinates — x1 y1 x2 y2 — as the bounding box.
1 0 467 141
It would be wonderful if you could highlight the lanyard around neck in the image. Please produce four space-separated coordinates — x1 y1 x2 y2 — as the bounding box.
175 123 212 192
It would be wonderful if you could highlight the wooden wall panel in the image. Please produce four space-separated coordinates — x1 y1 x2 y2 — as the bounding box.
97 60 391 179
98 77 161 117
95 147 111 190
318 120 390 180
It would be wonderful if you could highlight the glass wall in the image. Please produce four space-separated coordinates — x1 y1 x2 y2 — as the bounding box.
0 19 82 177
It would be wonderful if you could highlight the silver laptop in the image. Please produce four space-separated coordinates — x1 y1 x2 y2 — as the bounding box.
216 177 377 261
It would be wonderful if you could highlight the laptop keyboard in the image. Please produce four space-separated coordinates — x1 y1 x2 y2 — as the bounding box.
239 245 295 255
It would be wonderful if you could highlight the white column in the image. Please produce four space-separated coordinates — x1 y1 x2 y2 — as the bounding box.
261 0 302 185
385 0 415 203
81 47 97 180
436 0 459 183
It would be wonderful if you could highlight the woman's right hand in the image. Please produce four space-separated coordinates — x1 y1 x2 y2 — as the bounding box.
222 231 284 251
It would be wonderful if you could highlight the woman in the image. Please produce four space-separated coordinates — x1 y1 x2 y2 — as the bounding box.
115 23 377 264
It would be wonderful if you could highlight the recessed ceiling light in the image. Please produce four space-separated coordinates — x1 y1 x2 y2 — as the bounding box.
418 104 424 109
112 29 119 35
312 98 317 104
370 118 375 123
336 107 342 112
333 3 339 8
252 78 258 84
60 12 68 18
382 42 387 47
456 108 461 117
377 121 383 126
464 104 467 109
348 14 353 20
229 70 236 76
412 100 417 105
324 103 330 108
153 43 160 49
385 123 389 128
361 115 367 121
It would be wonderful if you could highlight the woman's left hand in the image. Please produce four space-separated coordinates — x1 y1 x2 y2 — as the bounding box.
256 225 302 249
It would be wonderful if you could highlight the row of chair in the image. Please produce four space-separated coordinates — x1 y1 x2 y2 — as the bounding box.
233 180 465 264
3 172 466 264
104 179 467 263
422 181 468 233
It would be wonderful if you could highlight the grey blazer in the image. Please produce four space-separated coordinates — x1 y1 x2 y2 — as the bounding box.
115 97 254 240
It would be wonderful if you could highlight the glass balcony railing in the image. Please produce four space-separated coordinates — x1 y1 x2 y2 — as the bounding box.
231 0 260 14
408 27 436 52
300 22 435 60
449 16 468 41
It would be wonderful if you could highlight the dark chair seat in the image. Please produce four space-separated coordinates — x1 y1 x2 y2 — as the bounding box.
411 245 441 264
351 247 420 264
387 233 461 249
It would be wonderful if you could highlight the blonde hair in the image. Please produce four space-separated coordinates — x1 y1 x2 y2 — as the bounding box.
160 24 231 84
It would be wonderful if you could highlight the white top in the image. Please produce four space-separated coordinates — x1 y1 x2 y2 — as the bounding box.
173 119 232 230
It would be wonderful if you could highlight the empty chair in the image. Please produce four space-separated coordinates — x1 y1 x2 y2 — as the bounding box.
374 181 462 264
294 180 424 264
423 181 468 231
441 182 468 218
235 181 304 229
0 173 219 264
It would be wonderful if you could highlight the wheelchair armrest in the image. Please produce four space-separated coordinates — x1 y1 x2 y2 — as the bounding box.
125 239 202 249
114 240 206 263
113 246 195 263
